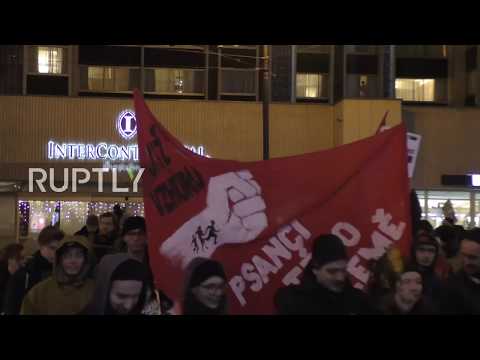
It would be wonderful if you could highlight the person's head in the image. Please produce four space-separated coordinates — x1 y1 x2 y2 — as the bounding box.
395 269 423 306
37 225 64 263
417 220 434 235
309 234 348 293
99 212 116 236
435 224 460 258
122 217 147 256
54 236 91 285
86 214 99 233
108 258 149 315
460 229 480 277
184 258 227 314
412 232 439 269
0 243 25 275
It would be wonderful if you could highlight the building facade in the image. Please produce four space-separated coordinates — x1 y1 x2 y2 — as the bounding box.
1 44 480 249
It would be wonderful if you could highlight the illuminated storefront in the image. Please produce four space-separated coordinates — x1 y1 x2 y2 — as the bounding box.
416 190 478 228
14 108 210 242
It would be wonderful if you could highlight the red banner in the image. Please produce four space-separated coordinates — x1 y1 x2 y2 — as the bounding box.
134 90 412 315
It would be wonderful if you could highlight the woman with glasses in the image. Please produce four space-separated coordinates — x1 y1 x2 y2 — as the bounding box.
182 258 228 315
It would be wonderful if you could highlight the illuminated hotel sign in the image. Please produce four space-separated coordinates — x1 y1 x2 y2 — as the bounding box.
47 110 210 162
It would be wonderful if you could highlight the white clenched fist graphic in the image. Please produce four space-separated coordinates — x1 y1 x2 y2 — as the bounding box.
160 170 268 268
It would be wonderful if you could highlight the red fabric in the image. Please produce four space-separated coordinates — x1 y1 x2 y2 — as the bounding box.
134 91 412 314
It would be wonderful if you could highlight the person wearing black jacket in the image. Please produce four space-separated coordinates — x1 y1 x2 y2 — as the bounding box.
92 212 119 263
378 266 436 315
115 216 174 315
2 226 64 315
0 244 24 312
274 234 375 315
409 231 445 306
440 228 480 314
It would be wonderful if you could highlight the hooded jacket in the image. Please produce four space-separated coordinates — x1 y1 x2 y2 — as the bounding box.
80 253 148 315
409 234 445 303
275 262 376 315
182 258 228 315
20 236 94 315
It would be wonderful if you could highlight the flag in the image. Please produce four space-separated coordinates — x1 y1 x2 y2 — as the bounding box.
134 90 412 314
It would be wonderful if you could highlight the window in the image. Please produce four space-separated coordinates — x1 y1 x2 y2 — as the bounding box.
218 45 258 97
38 47 63 74
29 46 67 75
80 66 140 92
296 73 328 98
220 69 256 95
395 78 435 102
396 45 446 58
297 45 331 54
416 190 474 228
144 68 205 95
18 200 144 238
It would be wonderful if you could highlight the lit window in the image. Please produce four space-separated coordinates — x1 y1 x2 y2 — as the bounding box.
395 78 435 102
297 73 325 98
143 68 204 95
83 66 139 92
37 47 63 74
87 67 104 90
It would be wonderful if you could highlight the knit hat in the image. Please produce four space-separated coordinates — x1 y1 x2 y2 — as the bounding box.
122 216 146 236
111 258 149 282
414 232 439 251
311 234 348 269
188 259 226 289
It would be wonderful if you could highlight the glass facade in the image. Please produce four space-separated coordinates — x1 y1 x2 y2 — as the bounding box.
416 190 478 229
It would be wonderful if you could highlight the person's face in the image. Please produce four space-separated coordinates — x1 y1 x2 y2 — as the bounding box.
99 217 114 236
192 276 227 309
60 247 85 276
415 244 437 267
7 255 24 275
39 241 60 264
396 272 422 304
124 229 147 254
460 240 480 276
312 260 348 293
109 280 143 315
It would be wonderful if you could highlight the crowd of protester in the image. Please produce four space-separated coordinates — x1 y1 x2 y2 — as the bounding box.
1 194 479 315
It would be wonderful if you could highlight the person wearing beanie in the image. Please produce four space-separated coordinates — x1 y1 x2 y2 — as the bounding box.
182 258 228 315
440 228 480 314
80 254 150 315
20 236 94 315
113 216 175 315
274 234 375 315
409 231 445 306
116 216 147 263
378 265 436 315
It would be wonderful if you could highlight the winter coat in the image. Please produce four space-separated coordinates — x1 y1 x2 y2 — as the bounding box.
274 265 376 315
2 251 53 315
92 232 119 263
378 294 436 315
440 271 480 314
20 236 94 315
